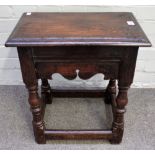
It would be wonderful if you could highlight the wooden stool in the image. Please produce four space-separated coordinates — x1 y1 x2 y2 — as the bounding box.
5 12 151 144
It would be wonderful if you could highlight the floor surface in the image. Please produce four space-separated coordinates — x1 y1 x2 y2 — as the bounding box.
0 86 155 150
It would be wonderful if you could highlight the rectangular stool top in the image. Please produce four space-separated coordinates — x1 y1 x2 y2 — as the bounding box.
5 12 151 47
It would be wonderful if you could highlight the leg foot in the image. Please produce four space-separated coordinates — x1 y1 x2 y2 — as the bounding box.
109 137 122 144
33 122 46 144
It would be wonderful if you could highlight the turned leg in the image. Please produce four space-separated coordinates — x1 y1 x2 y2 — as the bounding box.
104 79 116 104
17 47 46 144
110 85 128 144
28 84 46 144
41 79 52 104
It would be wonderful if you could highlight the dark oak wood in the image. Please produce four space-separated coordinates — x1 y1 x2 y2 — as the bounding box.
5 12 151 144
41 79 52 104
104 79 116 104
5 12 151 47
17 47 46 144
45 130 112 140
51 88 105 98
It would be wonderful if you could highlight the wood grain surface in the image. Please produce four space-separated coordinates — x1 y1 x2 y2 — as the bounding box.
5 12 151 46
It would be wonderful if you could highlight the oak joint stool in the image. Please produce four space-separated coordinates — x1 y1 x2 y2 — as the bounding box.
5 12 151 144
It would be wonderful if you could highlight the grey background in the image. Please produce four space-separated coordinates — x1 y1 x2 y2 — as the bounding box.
0 86 154 149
